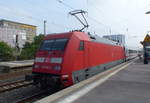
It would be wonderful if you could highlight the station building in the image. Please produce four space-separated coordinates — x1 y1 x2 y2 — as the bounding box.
0 19 36 48
103 34 125 46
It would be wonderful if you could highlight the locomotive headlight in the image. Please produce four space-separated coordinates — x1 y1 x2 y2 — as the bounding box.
62 74 69 78
34 64 39 69
54 65 61 71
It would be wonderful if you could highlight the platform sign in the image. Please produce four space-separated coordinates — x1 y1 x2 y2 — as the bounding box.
144 34 150 42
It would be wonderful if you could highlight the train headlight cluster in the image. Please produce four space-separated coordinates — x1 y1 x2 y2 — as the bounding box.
41 65 49 69
62 74 69 78
34 64 39 69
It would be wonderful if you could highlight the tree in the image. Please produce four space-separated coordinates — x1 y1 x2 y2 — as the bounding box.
19 34 44 60
34 34 44 45
0 41 15 61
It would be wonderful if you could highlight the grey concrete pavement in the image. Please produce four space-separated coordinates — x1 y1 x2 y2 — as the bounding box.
0 60 33 73
73 59 150 103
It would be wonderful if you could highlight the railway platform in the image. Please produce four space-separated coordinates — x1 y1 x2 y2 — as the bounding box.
0 60 33 68
0 60 33 73
36 58 150 103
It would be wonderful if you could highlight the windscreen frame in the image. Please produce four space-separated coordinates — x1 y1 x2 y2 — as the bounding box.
39 38 69 51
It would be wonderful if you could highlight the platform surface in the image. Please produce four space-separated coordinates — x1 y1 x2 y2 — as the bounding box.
0 60 33 68
69 59 150 103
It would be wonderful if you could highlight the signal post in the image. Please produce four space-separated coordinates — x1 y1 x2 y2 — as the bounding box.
141 34 150 64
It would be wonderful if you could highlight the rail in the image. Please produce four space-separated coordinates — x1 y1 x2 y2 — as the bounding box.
0 80 32 93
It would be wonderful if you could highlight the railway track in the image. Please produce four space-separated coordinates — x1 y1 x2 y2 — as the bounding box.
16 90 48 103
15 87 60 103
0 80 32 93
0 60 136 103
16 88 60 103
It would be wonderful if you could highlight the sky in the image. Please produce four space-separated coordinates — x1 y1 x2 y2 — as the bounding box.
0 0 150 49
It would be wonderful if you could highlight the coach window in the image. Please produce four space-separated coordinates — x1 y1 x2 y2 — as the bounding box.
79 41 84 50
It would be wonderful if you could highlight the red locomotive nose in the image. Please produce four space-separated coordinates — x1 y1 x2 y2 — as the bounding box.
33 38 69 75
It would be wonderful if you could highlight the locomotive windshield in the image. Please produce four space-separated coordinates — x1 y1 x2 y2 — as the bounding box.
39 38 68 51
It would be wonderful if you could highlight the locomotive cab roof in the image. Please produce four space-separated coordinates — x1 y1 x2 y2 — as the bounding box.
44 31 122 46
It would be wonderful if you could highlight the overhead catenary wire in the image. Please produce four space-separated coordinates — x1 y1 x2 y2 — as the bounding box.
0 3 77 36
87 0 129 23
55 0 120 34
85 0 111 34
0 1 70 33
0 1 44 22
0 0 116 34
56 0 74 10
0 0 127 34
86 0 128 33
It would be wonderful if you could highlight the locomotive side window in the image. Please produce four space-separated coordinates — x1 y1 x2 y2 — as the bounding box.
79 41 84 50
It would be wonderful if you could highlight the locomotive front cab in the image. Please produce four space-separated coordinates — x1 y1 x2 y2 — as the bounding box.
33 38 68 73
25 31 90 88
30 35 70 88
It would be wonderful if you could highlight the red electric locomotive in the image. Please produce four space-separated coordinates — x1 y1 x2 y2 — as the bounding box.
26 31 126 88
